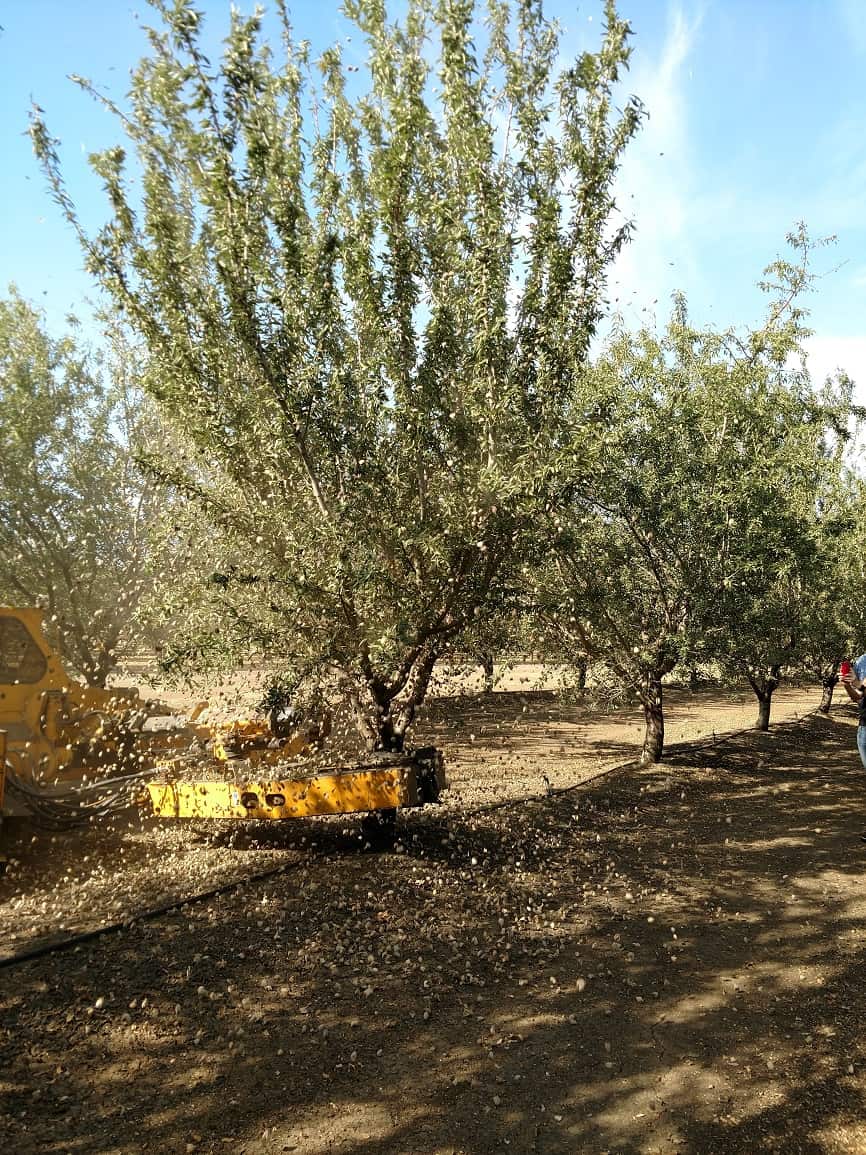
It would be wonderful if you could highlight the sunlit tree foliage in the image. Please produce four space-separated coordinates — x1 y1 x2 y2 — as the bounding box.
31 0 643 748
535 233 860 759
0 289 163 685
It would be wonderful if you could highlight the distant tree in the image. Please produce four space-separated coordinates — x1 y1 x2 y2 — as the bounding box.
32 0 643 749
535 233 858 760
833 480 866 690
451 598 536 693
533 306 726 764
707 235 861 729
0 288 162 685
768 475 866 715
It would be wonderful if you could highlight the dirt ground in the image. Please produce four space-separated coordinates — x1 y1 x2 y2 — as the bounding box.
3 676 866 1154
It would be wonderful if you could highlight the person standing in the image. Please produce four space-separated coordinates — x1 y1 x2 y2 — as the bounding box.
839 656 866 771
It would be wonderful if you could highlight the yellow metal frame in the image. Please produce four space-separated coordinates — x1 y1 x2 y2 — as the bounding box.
210 721 317 766
146 763 427 820
0 607 143 783
0 730 6 812
0 608 325 789
1 608 447 828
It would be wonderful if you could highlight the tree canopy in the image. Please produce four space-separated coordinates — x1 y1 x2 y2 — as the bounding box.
0 289 162 684
31 0 643 747
534 235 860 760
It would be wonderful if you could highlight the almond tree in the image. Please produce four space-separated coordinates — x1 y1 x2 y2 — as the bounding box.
0 289 162 685
535 237 858 761
707 238 861 730
753 474 866 717
31 0 642 749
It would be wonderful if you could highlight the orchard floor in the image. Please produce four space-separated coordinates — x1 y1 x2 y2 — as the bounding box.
3 679 866 1153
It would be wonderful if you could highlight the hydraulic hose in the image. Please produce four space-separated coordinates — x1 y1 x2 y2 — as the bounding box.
4 764 153 830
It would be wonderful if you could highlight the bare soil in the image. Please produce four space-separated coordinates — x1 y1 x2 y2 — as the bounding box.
3 676 866 1154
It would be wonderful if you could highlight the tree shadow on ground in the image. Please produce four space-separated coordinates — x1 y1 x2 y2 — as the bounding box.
4 710 866 1153
0 684 819 921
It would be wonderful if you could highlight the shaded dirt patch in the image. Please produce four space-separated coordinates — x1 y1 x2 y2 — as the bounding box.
3 687 866 1153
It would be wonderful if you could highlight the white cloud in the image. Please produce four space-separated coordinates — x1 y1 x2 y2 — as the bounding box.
804 334 866 402
802 335 866 468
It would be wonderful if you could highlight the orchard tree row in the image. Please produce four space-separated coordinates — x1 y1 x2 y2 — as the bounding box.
2 0 863 764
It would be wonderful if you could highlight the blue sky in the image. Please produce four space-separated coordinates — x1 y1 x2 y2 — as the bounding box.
2 0 865 397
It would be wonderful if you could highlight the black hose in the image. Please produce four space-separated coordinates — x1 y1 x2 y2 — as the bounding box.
0 859 296 971
4 763 154 830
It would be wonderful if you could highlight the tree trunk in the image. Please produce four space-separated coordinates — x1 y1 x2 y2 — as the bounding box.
479 652 495 693
83 649 114 689
755 692 772 731
349 646 439 753
391 647 439 744
575 657 588 696
348 682 405 753
373 716 405 753
689 667 699 692
819 676 837 714
640 671 665 765
58 621 115 687
751 665 781 731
